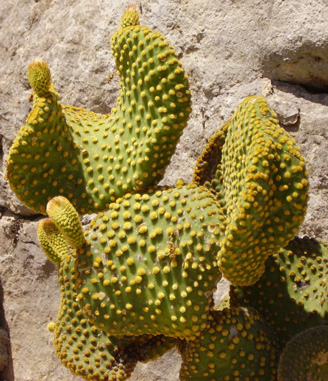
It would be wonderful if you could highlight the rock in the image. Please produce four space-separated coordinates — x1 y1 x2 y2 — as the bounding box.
0 0 327 380
263 81 328 242
261 2 328 91
131 349 181 381
0 328 9 371
0 217 81 381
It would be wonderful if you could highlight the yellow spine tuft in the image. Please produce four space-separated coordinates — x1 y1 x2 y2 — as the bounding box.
27 61 52 97
120 4 140 28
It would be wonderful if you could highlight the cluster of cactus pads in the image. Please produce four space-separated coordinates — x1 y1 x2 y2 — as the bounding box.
5 5 327 381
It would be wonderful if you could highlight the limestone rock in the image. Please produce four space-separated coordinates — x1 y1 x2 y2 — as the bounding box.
261 1 328 91
0 328 9 371
0 217 80 381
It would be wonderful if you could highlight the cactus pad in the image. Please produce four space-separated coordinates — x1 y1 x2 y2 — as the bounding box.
178 307 279 380
37 219 68 264
27 61 52 97
214 96 308 286
193 119 229 202
72 183 224 340
55 253 177 380
5 8 191 215
46 196 85 248
120 4 140 28
278 326 328 381
230 236 328 347
119 334 177 364
55 254 137 380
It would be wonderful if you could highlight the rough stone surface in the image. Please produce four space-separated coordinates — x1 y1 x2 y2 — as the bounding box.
0 0 327 380
0 328 9 371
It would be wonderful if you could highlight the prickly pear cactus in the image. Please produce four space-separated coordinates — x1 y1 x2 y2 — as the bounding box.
6 4 321 381
178 307 279 380
230 236 328 347
193 119 229 201
277 326 328 381
46 196 85 248
5 5 191 215
55 254 137 380
37 219 68 264
70 182 224 340
196 96 308 286
55 253 177 380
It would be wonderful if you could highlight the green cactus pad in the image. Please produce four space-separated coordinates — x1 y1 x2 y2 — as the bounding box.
193 119 229 202
5 9 191 215
72 183 224 340
178 307 279 381
37 219 68 264
55 254 137 380
120 334 177 364
278 326 328 381
55 253 177 380
47 196 85 248
215 95 308 286
230 236 328 347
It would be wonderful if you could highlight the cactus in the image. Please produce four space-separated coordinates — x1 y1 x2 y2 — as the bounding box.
277 326 328 381
194 96 308 286
27 61 52 97
55 252 177 380
66 182 224 340
178 307 279 380
193 119 229 201
55 254 137 380
120 334 177 365
5 5 191 215
6 5 323 381
37 219 68 264
230 236 328 348
46 196 85 248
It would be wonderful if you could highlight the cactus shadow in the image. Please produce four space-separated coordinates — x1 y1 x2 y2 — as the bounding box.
0 277 15 381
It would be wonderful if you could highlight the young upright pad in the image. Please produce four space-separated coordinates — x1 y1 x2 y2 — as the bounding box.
37 219 68 264
47 196 85 248
217 96 308 286
5 8 191 215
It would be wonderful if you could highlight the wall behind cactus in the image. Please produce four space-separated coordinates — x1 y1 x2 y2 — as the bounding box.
0 0 327 380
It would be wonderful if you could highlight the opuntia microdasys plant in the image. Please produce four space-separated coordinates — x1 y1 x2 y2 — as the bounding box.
5 4 191 216
5 5 327 381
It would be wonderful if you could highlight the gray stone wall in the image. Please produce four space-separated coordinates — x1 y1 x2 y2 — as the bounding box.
0 0 327 380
